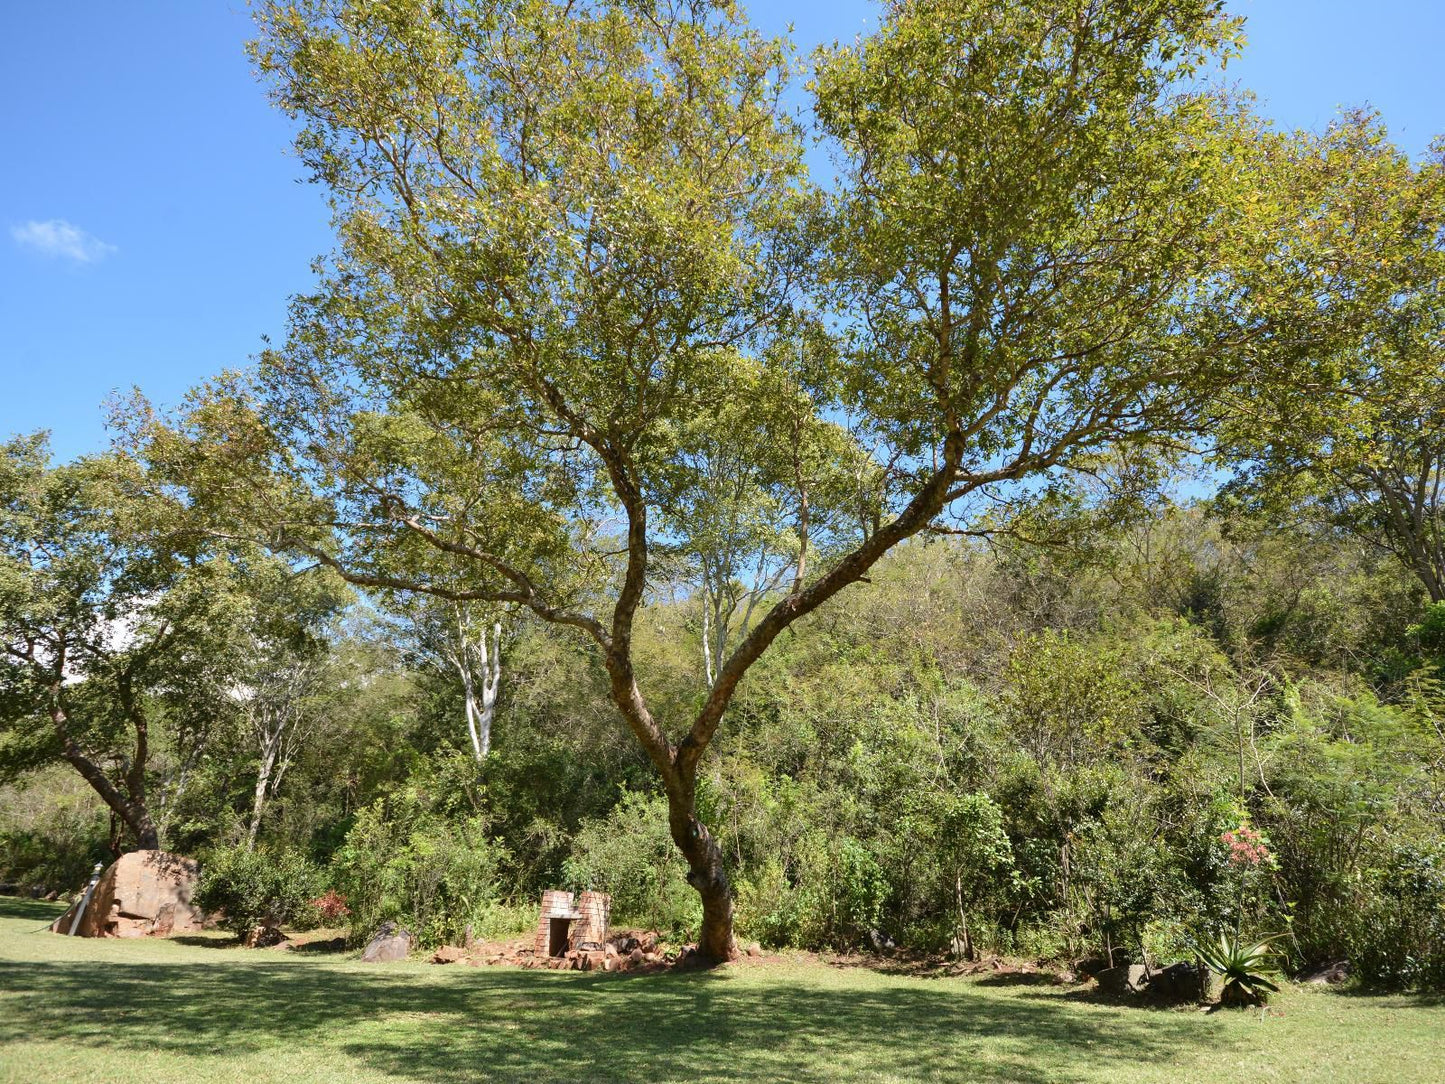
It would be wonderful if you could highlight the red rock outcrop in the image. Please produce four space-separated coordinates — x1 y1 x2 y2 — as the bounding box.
51 851 207 938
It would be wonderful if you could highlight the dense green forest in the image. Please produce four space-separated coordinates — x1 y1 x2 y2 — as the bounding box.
3 0 1444 994
6 475 1444 988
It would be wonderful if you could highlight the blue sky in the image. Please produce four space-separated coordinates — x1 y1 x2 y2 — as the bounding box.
3 1 1442 462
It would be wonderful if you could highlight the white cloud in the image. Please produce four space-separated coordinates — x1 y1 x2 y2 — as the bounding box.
10 218 117 263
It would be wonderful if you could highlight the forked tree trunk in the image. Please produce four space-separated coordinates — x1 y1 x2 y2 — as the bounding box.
52 698 159 850
246 738 279 851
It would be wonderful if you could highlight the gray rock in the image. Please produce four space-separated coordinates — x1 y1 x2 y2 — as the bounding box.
1094 963 1149 996
1147 961 1210 1003
361 921 414 963
868 928 896 952
1300 960 1350 985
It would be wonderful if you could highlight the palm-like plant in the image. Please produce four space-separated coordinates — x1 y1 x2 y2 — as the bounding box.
1195 932 1282 1006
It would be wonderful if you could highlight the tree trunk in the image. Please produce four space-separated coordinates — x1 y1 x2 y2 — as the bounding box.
52 701 158 849
665 781 737 962
955 872 975 962
246 738 278 851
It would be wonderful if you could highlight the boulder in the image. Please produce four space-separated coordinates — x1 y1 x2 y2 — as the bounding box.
50 851 206 939
361 921 415 963
1147 962 1210 1004
1300 960 1351 985
1094 963 1149 996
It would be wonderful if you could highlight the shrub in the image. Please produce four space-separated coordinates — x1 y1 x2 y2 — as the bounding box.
332 797 507 948
735 858 806 948
195 846 322 938
311 888 351 924
564 790 699 938
1353 840 1445 991
0 770 110 894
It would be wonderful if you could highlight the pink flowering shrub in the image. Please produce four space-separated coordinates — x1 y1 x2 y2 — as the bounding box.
1221 825 1270 868
311 889 352 923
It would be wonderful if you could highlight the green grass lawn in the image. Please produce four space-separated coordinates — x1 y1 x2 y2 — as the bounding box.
1 898 1440 1083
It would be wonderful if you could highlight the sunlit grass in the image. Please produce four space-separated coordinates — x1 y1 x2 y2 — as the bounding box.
1 898 1440 1083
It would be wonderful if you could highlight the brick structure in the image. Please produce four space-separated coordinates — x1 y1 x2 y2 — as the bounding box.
576 890 610 946
533 889 611 957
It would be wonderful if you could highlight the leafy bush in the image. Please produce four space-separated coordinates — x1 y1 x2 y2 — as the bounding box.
1352 840 1445 991
0 771 110 894
310 889 351 924
195 846 322 938
564 790 699 938
332 795 507 949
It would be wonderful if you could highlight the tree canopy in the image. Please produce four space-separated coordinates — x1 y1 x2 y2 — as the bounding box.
116 0 1343 960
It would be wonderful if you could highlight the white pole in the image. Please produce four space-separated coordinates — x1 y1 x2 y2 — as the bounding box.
64 862 106 937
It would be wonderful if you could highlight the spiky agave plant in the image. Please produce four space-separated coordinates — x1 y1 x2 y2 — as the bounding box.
1195 932 1282 1006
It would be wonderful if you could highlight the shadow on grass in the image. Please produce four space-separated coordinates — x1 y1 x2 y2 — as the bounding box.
972 971 1067 988
1321 984 1445 1007
0 897 1228 1082
0 974 1215 1079
168 933 242 949
0 896 65 926
287 935 349 955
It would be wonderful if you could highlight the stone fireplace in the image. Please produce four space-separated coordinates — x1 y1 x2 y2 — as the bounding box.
534 889 610 956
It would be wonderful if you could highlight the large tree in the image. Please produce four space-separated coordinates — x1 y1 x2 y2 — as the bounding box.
1219 114 1445 600
151 0 1283 959
0 436 223 851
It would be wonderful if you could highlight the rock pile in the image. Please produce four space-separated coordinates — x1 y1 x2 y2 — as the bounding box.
430 928 674 974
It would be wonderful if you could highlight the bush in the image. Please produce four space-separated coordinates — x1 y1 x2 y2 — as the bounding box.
735 833 888 951
332 796 507 949
564 790 699 938
311 888 351 924
195 846 322 938
0 770 110 894
1353 840 1445 991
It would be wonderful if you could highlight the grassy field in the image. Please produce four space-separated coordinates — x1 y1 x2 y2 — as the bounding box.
1 898 1440 1083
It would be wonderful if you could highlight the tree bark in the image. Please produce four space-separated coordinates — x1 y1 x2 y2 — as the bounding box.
35 648 159 850
57 727 159 849
246 737 279 851
666 779 737 962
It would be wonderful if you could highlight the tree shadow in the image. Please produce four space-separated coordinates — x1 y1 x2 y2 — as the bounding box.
167 933 242 949
0 897 65 925
1321 984 1445 1007
0 946 1235 1084
973 971 1067 988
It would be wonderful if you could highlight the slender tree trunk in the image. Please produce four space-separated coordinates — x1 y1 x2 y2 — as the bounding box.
451 612 501 762
246 738 279 851
955 872 974 961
